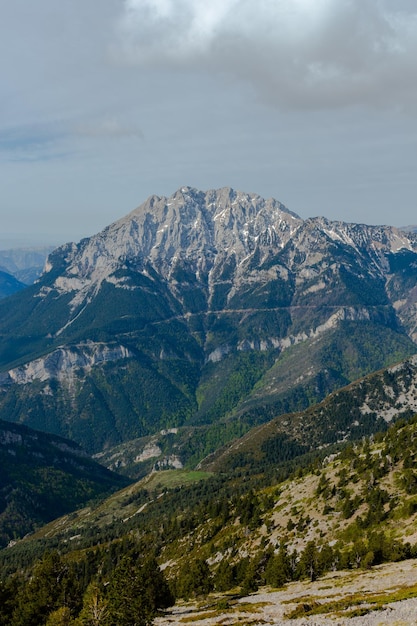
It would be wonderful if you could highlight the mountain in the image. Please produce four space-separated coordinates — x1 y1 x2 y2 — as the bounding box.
201 353 417 473
402 225 417 234
94 352 417 478
0 187 416 457
0 418 129 548
0 245 55 284
0 270 26 299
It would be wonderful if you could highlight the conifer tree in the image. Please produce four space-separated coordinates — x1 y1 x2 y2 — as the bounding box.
76 582 108 625
265 543 292 587
11 552 80 626
106 554 173 626
299 541 319 582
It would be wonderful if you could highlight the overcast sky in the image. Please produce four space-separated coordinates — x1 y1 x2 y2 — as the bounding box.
1 0 416 247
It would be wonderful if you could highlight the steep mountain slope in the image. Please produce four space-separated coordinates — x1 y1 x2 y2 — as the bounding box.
0 418 129 548
95 352 417 477
0 187 416 454
0 270 27 299
202 354 417 473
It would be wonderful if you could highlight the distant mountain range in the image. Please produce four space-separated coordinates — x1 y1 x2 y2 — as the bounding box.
0 187 416 463
0 245 55 299
2 189 417 624
0 246 54 285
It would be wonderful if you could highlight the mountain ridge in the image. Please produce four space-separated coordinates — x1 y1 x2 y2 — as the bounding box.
0 245 54 285
43 187 416 324
0 270 26 299
4 409 417 624
0 187 416 454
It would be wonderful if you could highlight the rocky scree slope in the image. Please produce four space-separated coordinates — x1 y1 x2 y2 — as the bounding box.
0 187 416 455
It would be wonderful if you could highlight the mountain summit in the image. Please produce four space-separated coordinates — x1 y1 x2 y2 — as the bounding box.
43 186 415 337
42 187 300 328
0 187 416 457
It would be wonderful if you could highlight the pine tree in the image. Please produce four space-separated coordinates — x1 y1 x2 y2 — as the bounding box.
265 543 292 587
45 607 73 626
106 554 173 626
176 558 213 599
76 582 108 626
299 541 319 582
214 559 235 592
11 552 80 626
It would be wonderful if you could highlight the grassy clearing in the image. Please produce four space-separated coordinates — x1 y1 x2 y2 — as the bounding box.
285 583 417 619
177 600 269 623
143 469 213 490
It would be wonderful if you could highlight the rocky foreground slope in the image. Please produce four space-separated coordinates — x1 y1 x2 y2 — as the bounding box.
155 560 417 625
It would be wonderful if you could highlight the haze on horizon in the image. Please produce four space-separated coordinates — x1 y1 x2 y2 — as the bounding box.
1 0 416 246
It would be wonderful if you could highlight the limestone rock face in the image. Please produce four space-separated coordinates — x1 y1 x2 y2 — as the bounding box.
43 186 417 338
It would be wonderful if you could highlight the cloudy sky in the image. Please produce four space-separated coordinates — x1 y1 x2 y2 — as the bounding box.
1 0 416 246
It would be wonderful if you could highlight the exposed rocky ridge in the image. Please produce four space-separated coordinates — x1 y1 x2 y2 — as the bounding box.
402 224 417 234
0 341 133 387
0 418 87 458
43 187 417 336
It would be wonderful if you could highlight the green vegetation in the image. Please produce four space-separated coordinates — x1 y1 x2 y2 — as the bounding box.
141 469 212 490
0 549 173 626
3 414 417 622
0 419 129 548
0 247 416 457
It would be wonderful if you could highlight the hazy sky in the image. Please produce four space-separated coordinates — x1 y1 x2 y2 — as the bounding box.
1 0 416 246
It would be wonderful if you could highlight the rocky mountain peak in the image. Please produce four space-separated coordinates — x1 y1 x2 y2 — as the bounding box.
39 187 417 329
43 187 303 302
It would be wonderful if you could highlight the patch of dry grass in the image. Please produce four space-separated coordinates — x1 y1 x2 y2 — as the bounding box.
285 583 417 619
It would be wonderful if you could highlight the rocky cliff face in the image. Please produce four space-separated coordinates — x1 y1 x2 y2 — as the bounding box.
0 342 133 387
0 187 416 454
42 186 417 340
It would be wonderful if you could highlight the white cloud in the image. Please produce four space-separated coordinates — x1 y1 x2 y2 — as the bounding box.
116 0 417 110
